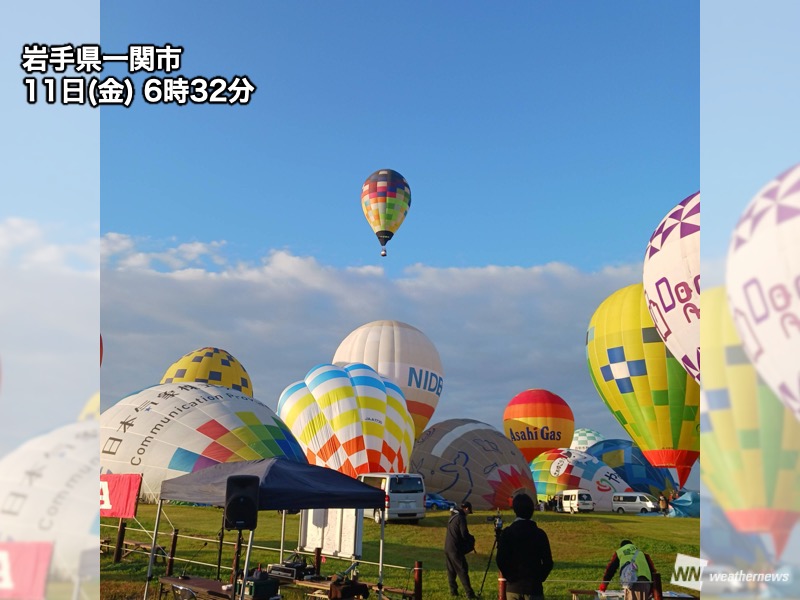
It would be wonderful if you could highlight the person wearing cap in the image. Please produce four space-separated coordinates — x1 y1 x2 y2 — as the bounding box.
496 493 554 600
599 540 657 600
444 501 477 599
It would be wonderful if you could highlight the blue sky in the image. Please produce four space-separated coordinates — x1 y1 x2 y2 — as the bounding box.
4 0 800 568
96 1 702 497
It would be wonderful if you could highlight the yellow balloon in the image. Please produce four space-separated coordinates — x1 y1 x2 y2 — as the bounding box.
586 283 700 487
161 347 253 397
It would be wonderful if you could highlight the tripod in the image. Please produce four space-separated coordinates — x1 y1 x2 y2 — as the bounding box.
477 527 501 598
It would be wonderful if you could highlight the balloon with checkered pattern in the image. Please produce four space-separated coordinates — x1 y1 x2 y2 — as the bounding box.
585 283 700 488
160 346 253 397
361 169 411 257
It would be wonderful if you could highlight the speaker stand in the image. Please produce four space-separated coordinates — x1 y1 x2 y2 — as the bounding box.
239 529 255 600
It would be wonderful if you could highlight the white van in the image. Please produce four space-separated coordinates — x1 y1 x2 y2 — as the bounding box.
357 473 426 524
560 489 595 513
612 492 659 514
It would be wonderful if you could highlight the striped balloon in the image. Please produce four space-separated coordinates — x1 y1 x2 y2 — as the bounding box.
503 389 575 463
277 363 414 477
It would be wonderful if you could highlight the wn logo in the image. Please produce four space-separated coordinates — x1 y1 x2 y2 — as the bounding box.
671 553 707 592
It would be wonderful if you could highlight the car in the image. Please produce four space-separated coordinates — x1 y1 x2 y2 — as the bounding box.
425 492 456 511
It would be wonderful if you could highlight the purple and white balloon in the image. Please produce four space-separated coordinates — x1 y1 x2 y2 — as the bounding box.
726 164 800 421
643 192 701 382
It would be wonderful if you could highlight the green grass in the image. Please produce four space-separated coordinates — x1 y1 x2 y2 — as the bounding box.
101 505 699 600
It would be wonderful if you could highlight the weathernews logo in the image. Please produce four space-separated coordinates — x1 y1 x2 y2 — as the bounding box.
671 553 706 592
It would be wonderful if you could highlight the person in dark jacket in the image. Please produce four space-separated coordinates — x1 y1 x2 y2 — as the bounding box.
444 501 477 598
599 540 657 600
496 493 554 600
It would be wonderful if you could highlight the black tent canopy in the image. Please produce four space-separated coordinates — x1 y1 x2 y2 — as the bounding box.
159 457 385 510
145 458 389 599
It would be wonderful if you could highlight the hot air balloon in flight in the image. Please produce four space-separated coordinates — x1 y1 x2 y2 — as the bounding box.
584 439 676 497
160 346 253 397
570 427 605 452
277 363 415 478
361 169 411 257
642 192 700 382
700 286 800 558
529 448 632 511
333 320 443 437
100 383 306 501
502 389 575 463
409 419 536 510
726 163 800 422
586 283 700 488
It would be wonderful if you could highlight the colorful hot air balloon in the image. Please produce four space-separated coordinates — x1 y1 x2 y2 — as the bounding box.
529 448 632 511
277 363 415 478
333 320 443 437
570 427 606 452
361 169 411 257
502 389 575 463
0 420 98 579
726 163 800 421
700 286 800 558
642 192 700 382
100 383 305 501
586 283 700 488
409 419 536 510
160 347 253 397
584 439 676 498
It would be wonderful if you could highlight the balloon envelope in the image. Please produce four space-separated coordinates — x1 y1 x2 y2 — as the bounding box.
529 447 633 511
726 163 800 421
0 420 98 579
700 286 800 558
333 320 443 437
161 347 253 397
570 427 605 452
277 363 415 477
361 169 411 255
503 389 575 463
586 283 700 488
642 191 700 382
410 419 536 510
100 383 306 501
584 438 676 497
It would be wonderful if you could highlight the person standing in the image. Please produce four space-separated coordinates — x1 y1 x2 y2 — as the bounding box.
599 540 657 600
658 494 668 516
496 493 554 600
445 501 477 599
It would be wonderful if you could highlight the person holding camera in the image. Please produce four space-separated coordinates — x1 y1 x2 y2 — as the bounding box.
496 493 554 600
445 501 477 599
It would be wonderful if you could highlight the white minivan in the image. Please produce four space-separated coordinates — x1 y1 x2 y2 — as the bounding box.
560 489 595 513
357 473 426 524
612 492 659 514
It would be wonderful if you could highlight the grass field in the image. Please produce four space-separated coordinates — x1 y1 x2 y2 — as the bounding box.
101 504 699 600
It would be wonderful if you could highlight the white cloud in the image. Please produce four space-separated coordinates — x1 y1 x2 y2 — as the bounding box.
100 235 642 444
0 219 99 455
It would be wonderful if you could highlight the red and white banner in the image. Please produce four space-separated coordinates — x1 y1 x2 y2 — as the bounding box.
0 542 53 600
100 473 142 518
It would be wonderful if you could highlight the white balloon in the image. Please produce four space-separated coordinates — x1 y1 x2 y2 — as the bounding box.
726 164 800 421
642 192 701 382
0 420 98 579
100 382 306 501
333 320 444 437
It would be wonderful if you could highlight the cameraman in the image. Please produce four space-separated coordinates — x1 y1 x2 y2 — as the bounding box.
445 501 477 599
496 493 554 600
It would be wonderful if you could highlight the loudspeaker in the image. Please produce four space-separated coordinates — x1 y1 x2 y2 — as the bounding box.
224 475 259 530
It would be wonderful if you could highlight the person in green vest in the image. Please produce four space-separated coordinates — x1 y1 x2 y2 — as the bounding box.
599 540 657 600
